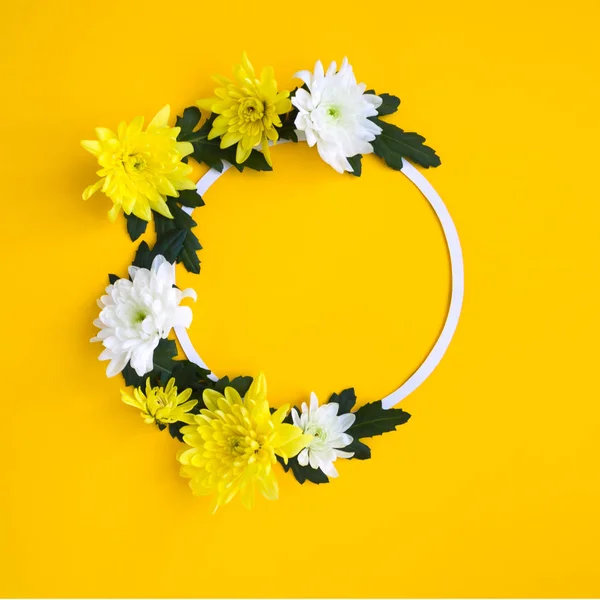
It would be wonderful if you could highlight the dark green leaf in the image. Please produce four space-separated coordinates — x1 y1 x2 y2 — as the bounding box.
176 189 205 208
176 106 202 138
377 93 401 116
227 376 253 397
328 388 356 414
121 364 145 388
211 375 254 397
108 273 119 285
152 228 186 264
222 146 272 172
125 213 148 242
342 438 371 460
277 103 299 142
348 400 411 439
121 338 179 388
347 155 362 177
213 376 230 394
277 455 330 485
154 201 202 274
277 124 298 142
171 360 212 400
371 119 441 170
150 338 179 385
132 241 153 269
168 421 186 442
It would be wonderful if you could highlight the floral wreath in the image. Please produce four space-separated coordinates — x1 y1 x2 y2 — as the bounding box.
84 54 464 512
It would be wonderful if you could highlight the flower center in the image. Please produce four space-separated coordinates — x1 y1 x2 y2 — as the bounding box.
120 152 147 172
309 425 327 441
133 309 147 324
326 105 342 120
239 97 264 122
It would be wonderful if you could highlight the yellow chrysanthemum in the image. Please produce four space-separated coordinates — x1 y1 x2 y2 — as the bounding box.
197 53 292 166
178 373 312 511
121 377 197 426
81 105 196 222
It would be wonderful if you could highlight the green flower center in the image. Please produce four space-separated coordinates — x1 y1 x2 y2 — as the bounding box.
133 309 147 324
239 97 265 122
327 105 341 119
120 152 147 172
310 426 327 441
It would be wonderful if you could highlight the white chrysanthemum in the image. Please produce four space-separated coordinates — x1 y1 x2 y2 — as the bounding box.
292 393 356 477
292 58 382 174
92 255 196 378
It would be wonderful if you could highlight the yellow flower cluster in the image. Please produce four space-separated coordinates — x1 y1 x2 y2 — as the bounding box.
121 378 197 426
178 373 312 512
198 53 292 166
81 105 195 222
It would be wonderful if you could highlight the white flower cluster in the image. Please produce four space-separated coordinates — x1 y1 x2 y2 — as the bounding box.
92 255 196 377
292 393 356 478
292 58 382 173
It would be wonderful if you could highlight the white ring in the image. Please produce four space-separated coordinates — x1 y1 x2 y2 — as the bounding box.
174 140 464 409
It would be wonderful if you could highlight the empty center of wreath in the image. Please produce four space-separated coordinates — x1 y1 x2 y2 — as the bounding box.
175 142 450 402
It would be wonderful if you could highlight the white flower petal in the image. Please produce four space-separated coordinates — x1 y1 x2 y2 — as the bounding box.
293 70 313 88
297 447 309 466
106 352 128 377
92 255 194 378
336 412 356 432
335 449 354 459
321 461 339 478
308 451 320 470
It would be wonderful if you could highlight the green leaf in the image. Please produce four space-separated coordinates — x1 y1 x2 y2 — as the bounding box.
371 119 441 170
176 189 205 208
171 360 212 400
277 455 330 485
180 233 202 273
150 338 179 385
347 155 362 177
121 338 179 388
108 273 119 285
152 228 186 264
154 202 202 274
277 103 299 142
224 146 272 172
125 213 148 242
132 241 153 269
213 376 230 394
277 124 298 143
211 375 254 396
342 438 371 460
167 421 186 442
328 388 356 414
227 376 253 397
377 93 401 116
348 400 411 439
176 106 202 138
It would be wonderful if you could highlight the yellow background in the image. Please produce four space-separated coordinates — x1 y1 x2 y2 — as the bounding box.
1 0 599 597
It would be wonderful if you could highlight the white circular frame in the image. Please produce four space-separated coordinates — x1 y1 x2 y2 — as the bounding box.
174 140 464 410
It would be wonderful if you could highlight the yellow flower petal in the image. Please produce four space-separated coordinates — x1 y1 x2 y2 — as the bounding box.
246 372 267 403
82 104 194 223
147 105 170 130
220 131 244 149
197 98 217 112
257 469 278 501
81 140 101 156
276 432 313 462
82 179 104 200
